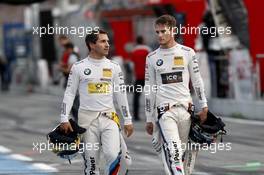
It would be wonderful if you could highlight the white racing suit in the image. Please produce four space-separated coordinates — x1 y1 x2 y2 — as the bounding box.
61 56 132 175
79 109 131 175
145 44 208 175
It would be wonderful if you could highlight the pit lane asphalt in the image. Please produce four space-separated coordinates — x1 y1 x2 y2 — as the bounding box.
0 90 263 175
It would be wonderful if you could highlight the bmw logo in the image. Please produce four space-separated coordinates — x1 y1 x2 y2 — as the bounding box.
156 59 163 66
84 68 91 75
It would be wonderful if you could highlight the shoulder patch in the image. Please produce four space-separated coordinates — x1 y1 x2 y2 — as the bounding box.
110 60 119 66
181 46 191 52
74 59 85 65
147 51 157 58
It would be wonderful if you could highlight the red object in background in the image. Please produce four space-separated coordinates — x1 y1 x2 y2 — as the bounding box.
61 51 70 67
243 0 264 93
107 0 264 93
170 0 205 48
109 20 134 59
151 0 264 93
84 10 94 19
130 45 151 80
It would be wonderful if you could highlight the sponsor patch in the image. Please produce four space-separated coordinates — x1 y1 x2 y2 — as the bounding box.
110 60 119 65
181 46 191 51
174 56 184 66
161 72 183 84
146 99 151 112
163 53 175 56
192 56 198 63
195 87 202 100
157 68 166 72
74 60 84 65
148 51 157 57
66 78 73 87
172 141 180 163
121 106 128 118
156 59 163 66
87 82 110 94
118 71 124 80
193 66 199 73
90 157 96 174
103 68 112 77
61 103 66 115
172 67 184 71
100 78 111 82
157 103 169 116
84 68 91 75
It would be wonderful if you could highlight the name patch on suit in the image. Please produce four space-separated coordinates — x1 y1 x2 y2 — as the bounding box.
161 72 183 84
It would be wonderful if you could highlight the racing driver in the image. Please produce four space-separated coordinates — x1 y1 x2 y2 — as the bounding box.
145 15 208 175
59 29 134 174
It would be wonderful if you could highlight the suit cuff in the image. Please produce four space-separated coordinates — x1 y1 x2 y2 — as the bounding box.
146 115 154 123
200 102 208 109
124 119 132 125
61 115 69 123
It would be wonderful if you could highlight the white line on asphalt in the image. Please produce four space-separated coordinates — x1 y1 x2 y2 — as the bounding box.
9 154 33 161
0 146 58 173
192 172 212 175
0 145 12 153
31 163 58 172
223 117 264 126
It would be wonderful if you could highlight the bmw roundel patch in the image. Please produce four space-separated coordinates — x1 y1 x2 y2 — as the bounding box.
84 68 91 75
156 59 163 66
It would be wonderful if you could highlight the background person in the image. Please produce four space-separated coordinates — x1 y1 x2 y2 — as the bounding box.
59 42 80 121
59 42 80 88
130 36 151 121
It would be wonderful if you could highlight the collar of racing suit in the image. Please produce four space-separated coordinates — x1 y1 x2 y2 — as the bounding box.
159 43 179 52
87 56 107 64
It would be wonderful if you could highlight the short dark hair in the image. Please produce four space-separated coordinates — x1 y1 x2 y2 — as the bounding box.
64 42 74 49
155 14 176 29
85 29 107 51
136 36 144 44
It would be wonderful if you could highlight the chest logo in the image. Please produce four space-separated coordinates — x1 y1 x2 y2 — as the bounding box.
156 59 163 66
174 56 184 66
103 68 112 77
88 82 110 94
84 68 91 75
161 72 183 84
